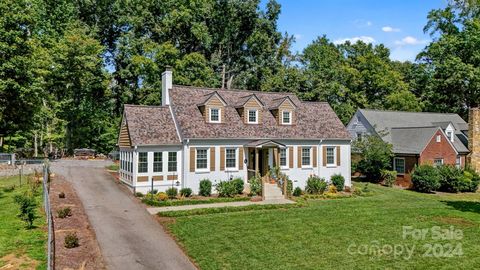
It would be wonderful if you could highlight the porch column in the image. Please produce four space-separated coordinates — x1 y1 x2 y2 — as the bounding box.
255 148 259 175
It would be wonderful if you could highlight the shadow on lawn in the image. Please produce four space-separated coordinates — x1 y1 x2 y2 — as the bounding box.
442 200 480 214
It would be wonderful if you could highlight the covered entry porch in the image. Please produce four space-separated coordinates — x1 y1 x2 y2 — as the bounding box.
245 140 286 183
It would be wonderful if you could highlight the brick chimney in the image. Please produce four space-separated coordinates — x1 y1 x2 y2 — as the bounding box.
162 66 172 106
468 108 480 173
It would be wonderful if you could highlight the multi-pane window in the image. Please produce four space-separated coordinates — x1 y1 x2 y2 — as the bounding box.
196 149 208 170
138 152 148 173
226 148 237 169
153 152 162 172
436 135 441 142
302 147 311 166
210 108 220 122
168 152 177 172
282 111 291 124
280 148 287 167
434 158 443 167
326 147 335 165
248 109 258 123
394 157 405 174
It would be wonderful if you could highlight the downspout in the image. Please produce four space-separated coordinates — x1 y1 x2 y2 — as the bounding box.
183 138 190 189
318 139 323 177
133 145 138 194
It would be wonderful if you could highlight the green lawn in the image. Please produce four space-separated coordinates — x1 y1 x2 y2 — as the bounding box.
0 175 47 269
164 183 480 269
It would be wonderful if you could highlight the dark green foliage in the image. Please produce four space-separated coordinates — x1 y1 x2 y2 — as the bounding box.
331 174 345 191
305 176 327 194
199 179 212 197
231 178 244 195
293 187 302 197
437 165 465 193
135 192 144 197
216 181 237 198
64 232 79 248
353 135 394 182
57 207 72 218
180 188 192 197
148 189 158 195
248 176 262 196
166 188 178 199
411 165 441 193
13 193 37 228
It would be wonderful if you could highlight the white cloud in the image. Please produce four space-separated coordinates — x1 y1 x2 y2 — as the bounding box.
382 26 400 32
333 36 376 45
394 36 429 46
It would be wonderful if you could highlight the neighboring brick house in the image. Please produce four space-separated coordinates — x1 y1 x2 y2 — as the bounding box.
347 109 469 186
118 68 352 195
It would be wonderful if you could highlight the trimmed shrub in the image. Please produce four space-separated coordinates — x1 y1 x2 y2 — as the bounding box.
216 181 236 197
64 232 79 248
166 188 178 199
57 207 72 218
463 168 480 192
437 165 464 193
293 187 302 197
59 192 66 199
199 179 212 197
381 170 397 187
305 176 327 194
231 178 244 194
148 189 158 195
156 192 168 201
13 194 37 228
411 165 440 193
331 174 345 191
287 180 293 196
327 185 338 193
135 192 144 197
248 176 262 196
180 188 193 197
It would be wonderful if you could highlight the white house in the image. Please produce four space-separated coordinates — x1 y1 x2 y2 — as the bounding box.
118 68 352 195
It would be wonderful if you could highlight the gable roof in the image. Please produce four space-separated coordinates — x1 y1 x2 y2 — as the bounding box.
170 85 351 140
270 96 297 110
358 109 469 154
390 127 441 154
197 91 227 106
232 93 265 108
122 105 181 146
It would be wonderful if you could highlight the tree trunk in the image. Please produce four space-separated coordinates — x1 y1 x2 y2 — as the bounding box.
34 132 38 157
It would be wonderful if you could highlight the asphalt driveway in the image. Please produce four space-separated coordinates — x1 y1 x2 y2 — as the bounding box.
51 159 196 270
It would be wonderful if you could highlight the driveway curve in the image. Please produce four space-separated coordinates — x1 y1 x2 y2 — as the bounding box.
51 159 196 270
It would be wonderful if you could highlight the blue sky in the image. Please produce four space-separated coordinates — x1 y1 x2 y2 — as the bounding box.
272 0 447 62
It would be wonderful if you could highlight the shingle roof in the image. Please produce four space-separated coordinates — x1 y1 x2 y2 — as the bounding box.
123 105 181 145
170 85 351 140
390 127 439 154
359 109 469 153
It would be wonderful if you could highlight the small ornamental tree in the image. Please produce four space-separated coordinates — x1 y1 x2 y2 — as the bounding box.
352 134 394 182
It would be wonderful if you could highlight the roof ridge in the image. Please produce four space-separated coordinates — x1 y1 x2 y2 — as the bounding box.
360 108 459 116
391 126 440 130
172 84 297 96
124 104 168 108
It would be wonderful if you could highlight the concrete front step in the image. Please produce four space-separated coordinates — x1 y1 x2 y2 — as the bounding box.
264 183 285 200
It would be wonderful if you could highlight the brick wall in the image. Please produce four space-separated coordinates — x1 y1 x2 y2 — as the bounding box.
419 130 457 166
395 155 418 188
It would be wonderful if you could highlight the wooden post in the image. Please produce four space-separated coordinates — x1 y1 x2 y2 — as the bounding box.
255 148 259 175
283 175 287 198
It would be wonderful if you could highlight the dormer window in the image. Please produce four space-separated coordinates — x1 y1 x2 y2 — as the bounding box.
210 107 221 123
282 111 292 125
446 131 454 142
248 109 258 124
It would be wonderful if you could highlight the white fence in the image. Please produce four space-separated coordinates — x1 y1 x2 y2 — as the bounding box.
42 163 54 270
